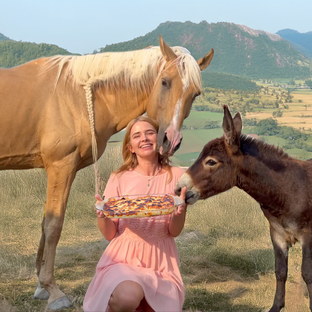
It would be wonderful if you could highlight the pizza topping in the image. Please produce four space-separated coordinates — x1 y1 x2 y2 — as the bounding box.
95 194 182 218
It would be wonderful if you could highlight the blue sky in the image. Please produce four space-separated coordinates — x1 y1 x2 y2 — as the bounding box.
1 0 311 55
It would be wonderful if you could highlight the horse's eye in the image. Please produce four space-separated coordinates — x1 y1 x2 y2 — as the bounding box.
206 159 217 166
161 78 170 89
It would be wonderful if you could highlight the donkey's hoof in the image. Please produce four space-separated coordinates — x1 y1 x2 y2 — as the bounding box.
34 285 49 300
48 296 73 310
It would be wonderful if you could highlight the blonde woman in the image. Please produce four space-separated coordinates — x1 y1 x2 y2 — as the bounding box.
83 116 187 312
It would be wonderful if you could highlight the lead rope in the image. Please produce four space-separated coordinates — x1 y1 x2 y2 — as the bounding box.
84 84 100 196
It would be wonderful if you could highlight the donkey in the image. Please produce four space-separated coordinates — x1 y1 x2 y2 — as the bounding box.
175 105 312 312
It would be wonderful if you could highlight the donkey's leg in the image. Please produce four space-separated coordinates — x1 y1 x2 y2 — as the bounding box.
35 157 77 310
301 233 312 311
269 227 289 312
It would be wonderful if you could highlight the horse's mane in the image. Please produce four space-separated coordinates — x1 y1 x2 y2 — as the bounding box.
42 46 202 93
41 46 202 193
240 134 289 161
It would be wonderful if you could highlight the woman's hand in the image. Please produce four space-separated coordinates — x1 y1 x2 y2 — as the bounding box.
174 186 187 216
169 186 188 237
95 194 118 240
95 194 106 219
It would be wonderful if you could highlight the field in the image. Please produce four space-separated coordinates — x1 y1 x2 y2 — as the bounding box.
111 83 312 167
247 89 312 130
1 84 312 311
0 143 310 312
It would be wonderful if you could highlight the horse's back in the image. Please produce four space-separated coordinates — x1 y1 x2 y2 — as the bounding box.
0 58 80 169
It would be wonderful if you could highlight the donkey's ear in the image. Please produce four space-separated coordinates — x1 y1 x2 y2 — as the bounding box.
159 35 177 62
197 49 214 71
222 105 240 151
233 112 242 137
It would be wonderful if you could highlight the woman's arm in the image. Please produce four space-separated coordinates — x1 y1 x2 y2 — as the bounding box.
169 187 187 237
95 194 118 241
95 174 121 241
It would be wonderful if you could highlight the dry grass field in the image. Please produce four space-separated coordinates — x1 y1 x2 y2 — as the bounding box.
246 87 312 132
0 142 310 312
1 84 312 311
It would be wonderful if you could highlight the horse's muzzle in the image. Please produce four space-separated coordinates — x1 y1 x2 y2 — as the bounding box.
158 131 182 156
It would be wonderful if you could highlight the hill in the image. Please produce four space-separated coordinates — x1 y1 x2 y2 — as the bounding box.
0 41 75 68
100 21 312 80
201 72 259 91
277 29 312 59
0 33 11 42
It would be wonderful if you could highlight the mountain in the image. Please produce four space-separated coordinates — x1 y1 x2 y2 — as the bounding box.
100 21 312 80
0 40 75 68
276 29 312 59
0 33 11 42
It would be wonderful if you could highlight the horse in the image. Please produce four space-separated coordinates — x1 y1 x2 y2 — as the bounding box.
175 105 312 312
0 35 214 310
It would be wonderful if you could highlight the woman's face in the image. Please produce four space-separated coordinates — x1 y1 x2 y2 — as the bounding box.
128 121 158 160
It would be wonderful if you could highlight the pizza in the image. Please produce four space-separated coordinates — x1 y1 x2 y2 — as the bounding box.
95 194 182 218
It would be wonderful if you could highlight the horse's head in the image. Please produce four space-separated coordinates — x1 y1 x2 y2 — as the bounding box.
175 105 243 204
146 35 214 156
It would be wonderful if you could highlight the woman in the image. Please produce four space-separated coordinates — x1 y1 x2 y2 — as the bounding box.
83 116 187 312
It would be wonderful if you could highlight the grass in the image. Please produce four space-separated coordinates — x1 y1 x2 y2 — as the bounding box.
99 86 312 165
1 85 312 311
175 129 223 156
0 145 310 312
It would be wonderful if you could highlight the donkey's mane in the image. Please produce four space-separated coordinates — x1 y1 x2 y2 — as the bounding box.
42 46 202 93
240 134 289 160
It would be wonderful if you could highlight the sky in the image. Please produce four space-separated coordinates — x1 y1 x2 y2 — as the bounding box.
1 0 311 55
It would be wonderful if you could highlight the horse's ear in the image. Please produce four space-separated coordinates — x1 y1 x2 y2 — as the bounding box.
159 35 177 62
222 105 241 151
197 49 214 71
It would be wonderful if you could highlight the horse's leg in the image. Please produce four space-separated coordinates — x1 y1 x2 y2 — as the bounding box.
34 217 49 300
301 233 312 311
34 156 77 310
269 227 289 312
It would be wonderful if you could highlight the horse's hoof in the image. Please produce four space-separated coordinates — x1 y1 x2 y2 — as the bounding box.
48 296 73 310
34 285 49 300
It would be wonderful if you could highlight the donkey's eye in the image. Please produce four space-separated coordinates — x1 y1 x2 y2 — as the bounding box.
206 159 217 166
161 78 170 89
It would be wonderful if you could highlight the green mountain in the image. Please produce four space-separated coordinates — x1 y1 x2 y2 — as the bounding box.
0 33 11 42
100 21 312 80
0 40 75 68
277 29 312 59
201 72 259 91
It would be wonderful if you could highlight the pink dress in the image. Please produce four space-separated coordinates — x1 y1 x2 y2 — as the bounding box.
83 167 186 312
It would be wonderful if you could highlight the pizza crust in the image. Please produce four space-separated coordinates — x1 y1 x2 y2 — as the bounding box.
95 194 183 218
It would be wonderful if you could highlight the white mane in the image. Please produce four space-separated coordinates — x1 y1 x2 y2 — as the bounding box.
42 46 202 194
44 46 202 92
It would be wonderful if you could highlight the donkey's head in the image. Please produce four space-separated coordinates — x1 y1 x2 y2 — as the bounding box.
146 35 214 156
175 105 243 204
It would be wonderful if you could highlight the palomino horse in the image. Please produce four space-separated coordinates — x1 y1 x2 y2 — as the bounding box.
0 35 213 310
175 105 312 312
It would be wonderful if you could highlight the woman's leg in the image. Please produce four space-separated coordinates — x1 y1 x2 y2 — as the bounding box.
108 281 144 312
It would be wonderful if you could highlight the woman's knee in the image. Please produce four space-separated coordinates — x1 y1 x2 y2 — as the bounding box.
109 281 144 312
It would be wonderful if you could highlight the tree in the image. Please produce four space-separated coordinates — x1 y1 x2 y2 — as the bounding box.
272 110 283 118
289 79 296 85
305 80 312 88
255 118 279 136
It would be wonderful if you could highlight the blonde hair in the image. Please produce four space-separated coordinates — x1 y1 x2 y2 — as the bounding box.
115 116 172 181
